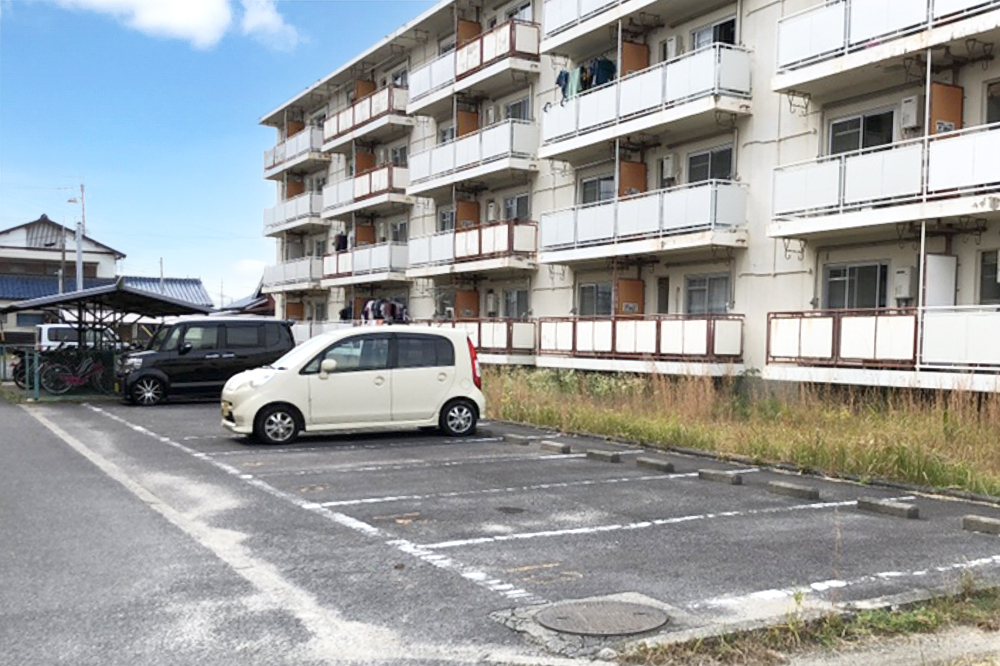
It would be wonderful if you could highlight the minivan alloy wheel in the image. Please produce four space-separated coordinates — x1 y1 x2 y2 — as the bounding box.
259 407 298 444
132 377 165 405
441 400 476 437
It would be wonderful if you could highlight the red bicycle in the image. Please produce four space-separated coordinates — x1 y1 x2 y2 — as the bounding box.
40 355 114 395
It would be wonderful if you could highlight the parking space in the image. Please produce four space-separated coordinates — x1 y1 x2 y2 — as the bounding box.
32 400 1000 656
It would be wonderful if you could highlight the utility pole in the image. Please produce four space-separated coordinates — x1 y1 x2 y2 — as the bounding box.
75 220 83 292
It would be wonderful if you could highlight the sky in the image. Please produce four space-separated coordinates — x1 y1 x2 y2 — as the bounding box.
0 0 436 306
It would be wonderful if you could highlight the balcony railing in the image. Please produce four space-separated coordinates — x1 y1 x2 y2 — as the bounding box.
322 166 409 213
409 120 538 184
542 44 752 144
538 315 744 361
262 257 323 287
772 123 1000 219
409 220 538 267
540 181 746 250
322 86 409 142
777 0 1000 71
768 306 1000 371
264 127 324 171
543 0 619 37
416 318 537 355
410 20 540 101
263 193 324 233
322 242 408 277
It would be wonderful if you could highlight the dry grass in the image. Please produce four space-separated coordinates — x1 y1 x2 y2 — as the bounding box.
482 367 1000 496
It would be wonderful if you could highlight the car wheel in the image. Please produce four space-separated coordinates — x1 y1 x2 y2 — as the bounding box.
254 405 300 445
439 399 477 437
130 377 166 406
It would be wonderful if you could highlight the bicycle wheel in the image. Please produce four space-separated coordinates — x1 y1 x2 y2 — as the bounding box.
40 363 73 395
89 364 115 395
13 363 26 390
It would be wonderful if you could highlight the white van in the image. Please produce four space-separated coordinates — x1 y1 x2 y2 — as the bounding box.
36 324 124 352
220 326 485 444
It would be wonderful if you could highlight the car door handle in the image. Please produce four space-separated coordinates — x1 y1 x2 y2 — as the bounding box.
221 353 235 358
438 373 448 382
205 354 220 359
373 376 385 387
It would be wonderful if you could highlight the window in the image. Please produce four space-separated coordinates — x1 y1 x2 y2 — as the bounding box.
438 206 456 232
392 69 408 88
226 325 260 348
439 124 455 144
439 35 455 55
307 335 390 373
688 145 733 183
580 175 615 204
313 302 328 322
183 325 219 350
390 145 408 167
987 81 1000 124
397 335 456 368
390 220 408 242
505 98 530 121
16 313 44 327
656 277 670 314
691 16 736 50
829 110 894 155
505 1 532 22
981 251 1000 304
503 288 529 318
686 275 729 314
264 323 286 348
503 193 529 221
579 282 613 316
824 263 889 309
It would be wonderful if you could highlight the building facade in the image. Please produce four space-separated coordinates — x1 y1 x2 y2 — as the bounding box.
260 0 1000 392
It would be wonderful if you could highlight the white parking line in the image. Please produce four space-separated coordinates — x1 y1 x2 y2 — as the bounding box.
205 436 506 455
319 472 700 507
251 452 587 478
420 497 916 550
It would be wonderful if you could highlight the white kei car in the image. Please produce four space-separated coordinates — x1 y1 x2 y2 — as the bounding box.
221 326 485 444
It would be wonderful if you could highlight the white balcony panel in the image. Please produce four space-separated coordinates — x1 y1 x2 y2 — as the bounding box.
457 40 482 76
662 185 712 232
769 318 802 358
433 55 456 88
801 317 835 359
849 0 926 45
456 229 478 258
923 310 1000 365
665 48 715 103
928 130 1000 193
430 232 454 263
682 320 709 355
481 226 503 254
409 150 431 182
409 237 431 266
512 121 538 154
322 255 337 275
540 209 576 247
482 322 508 349
581 0 614 16
839 316 877 359
577 320 613 353
370 167 389 193
874 315 916 361
777 2 846 68
513 225 536 252
430 144 455 175
355 98 372 125
617 194 660 237
576 202 614 244
455 134 481 168
714 184 748 228
934 0 996 18
773 160 842 215
354 247 373 273
370 89 389 116
577 85 617 131
338 252 353 275
354 176 371 200
843 144 923 205
543 0 575 35
410 66 431 99
514 22 539 54
512 322 535 350
542 99 576 142
714 319 743 356
481 124 508 161
620 67 662 118
718 47 752 94
391 243 408 269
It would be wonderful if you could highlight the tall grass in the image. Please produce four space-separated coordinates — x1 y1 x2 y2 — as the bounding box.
482 367 1000 496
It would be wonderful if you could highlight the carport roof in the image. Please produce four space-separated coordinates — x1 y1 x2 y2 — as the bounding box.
0 277 215 318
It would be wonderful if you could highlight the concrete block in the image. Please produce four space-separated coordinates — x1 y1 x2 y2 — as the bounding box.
962 515 1000 535
636 457 675 473
698 469 743 485
767 481 820 501
586 449 622 463
857 497 920 519
504 433 531 445
540 440 571 454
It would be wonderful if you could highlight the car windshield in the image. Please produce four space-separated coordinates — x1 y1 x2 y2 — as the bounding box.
146 326 171 350
267 335 330 370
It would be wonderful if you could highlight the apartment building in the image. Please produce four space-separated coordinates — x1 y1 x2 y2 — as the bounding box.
259 0 1000 392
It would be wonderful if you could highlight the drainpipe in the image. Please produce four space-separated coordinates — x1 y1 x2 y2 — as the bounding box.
917 219 926 372
915 48 933 372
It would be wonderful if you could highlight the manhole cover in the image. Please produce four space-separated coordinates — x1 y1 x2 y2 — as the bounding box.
536 600 669 636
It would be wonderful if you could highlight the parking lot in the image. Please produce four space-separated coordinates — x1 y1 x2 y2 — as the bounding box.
14 398 1000 661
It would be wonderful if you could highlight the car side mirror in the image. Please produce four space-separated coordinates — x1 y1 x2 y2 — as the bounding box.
319 358 337 378
179 342 193 355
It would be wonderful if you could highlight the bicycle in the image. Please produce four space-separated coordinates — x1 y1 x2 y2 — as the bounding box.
40 354 115 395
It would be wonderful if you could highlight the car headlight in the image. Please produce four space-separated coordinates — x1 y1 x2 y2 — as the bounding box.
124 357 143 370
248 371 276 389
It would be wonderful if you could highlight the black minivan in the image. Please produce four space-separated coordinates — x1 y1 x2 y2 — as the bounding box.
117 317 295 405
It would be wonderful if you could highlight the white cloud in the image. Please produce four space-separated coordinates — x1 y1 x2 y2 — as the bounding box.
240 0 299 51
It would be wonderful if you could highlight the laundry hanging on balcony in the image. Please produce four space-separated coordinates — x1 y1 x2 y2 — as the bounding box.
555 57 617 101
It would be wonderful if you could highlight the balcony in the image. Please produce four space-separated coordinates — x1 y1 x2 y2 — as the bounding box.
322 86 412 153
321 242 408 287
263 193 328 237
263 127 329 180
261 257 324 292
539 181 748 264
407 220 538 278
322 166 413 219
407 120 539 197
537 314 744 375
408 20 541 114
540 45 752 162
770 124 1000 240
774 0 1000 96
416 319 537 358
766 306 1000 390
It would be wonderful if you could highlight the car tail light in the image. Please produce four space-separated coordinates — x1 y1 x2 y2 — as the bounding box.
467 337 481 389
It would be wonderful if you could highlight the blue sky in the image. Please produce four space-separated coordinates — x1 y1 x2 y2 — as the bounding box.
0 0 436 305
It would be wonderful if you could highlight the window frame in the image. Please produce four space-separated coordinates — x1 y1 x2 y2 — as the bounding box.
580 175 615 205
224 324 262 349
828 107 896 156
685 273 730 315
823 262 890 310
502 192 530 221
578 281 613 316
687 144 733 183
691 15 737 50
302 334 391 375
980 250 1000 305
